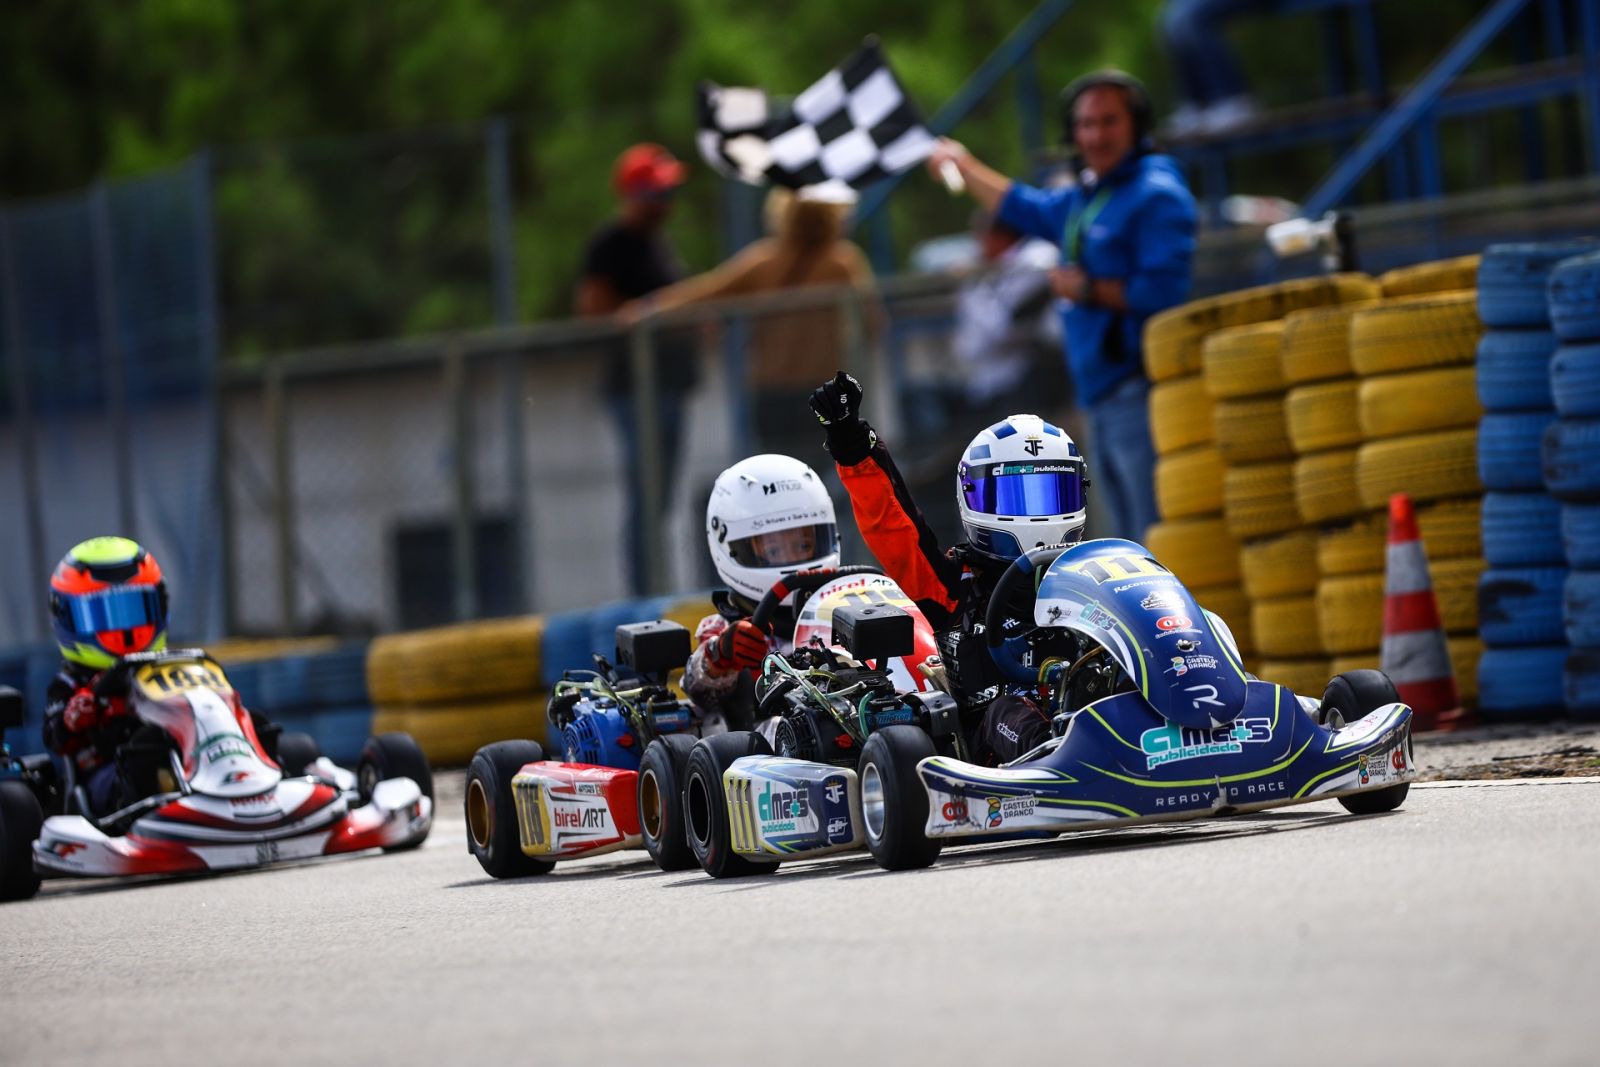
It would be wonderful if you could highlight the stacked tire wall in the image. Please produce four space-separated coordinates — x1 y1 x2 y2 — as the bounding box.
1144 263 1489 703
1546 246 1600 719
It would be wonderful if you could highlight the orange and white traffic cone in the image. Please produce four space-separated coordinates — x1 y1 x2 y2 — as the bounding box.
1381 493 1474 732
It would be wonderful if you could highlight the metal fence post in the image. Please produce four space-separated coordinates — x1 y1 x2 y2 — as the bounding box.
0 214 51 639
628 320 666 595
446 342 480 620
264 362 298 633
88 185 137 536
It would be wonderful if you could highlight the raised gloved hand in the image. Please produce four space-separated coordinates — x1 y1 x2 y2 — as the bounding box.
707 619 769 676
809 370 864 427
63 690 101 734
809 371 876 465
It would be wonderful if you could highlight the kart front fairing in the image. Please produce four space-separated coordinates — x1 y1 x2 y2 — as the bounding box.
1034 538 1249 730
919 681 1414 839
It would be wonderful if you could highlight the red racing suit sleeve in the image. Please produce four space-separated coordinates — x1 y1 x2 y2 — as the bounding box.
836 438 966 630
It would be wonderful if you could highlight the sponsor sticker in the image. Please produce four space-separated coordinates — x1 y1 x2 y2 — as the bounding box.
1141 718 1271 769
941 799 969 822
984 795 1035 828
1140 590 1185 613
1156 615 1192 631
826 817 850 844
757 781 817 835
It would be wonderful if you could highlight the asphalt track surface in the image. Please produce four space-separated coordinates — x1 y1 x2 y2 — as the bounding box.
5 777 1599 1067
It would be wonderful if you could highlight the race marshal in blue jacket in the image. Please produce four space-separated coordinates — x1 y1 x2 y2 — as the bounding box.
928 70 1197 541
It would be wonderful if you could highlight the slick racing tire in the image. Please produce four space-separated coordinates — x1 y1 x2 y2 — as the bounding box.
685 731 779 879
638 734 698 872
276 731 322 778
1378 254 1481 299
359 732 435 805
860 726 942 872
1317 671 1409 815
0 778 45 902
465 740 552 878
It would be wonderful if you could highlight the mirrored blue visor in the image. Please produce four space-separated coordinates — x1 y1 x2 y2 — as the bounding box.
66 587 163 633
961 463 1084 517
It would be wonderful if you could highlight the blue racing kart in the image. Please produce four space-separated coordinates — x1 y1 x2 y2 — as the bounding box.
859 538 1417 870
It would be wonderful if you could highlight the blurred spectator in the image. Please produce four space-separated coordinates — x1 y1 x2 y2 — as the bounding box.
927 70 1197 541
626 185 874 460
1159 0 1272 137
576 142 701 596
952 209 1068 426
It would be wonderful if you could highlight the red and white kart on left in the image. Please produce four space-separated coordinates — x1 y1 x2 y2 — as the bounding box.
23 649 432 892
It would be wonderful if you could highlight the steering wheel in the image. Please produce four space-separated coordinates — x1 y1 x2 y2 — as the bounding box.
984 546 1071 648
749 565 884 637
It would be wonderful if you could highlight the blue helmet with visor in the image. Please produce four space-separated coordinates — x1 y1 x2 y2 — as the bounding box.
956 415 1088 563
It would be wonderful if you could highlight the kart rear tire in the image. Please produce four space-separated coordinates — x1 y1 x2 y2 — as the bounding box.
359 732 435 803
0 778 44 902
1319 671 1410 815
277 732 321 777
859 726 942 872
685 731 778 879
639 734 698 872
465 740 553 879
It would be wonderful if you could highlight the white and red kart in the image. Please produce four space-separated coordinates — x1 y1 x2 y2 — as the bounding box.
0 649 432 902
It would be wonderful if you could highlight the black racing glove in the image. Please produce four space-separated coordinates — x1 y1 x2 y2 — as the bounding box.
809 371 876 466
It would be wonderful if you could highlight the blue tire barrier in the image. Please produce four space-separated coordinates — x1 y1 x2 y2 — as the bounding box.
1562 503 1600 569
540 611 598 690
308 705 374 765
1478 567 1568 647
255 655 312 712
303 645 370 708
224 659 265 710
1564 569 1600 648
1482 491 1564 567
1475 329 1556 412
1564 649 1600 720
1478 644 1567 718
1542 417 1600 500
1550 342 1600 418
1478 240 1600 328
1547 250 1600 342
1478 411 1557 491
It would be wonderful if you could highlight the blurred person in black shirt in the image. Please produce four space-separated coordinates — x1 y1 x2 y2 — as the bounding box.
576 143 702 595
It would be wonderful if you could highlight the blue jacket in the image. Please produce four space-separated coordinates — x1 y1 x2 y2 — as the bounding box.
997 152 1197 407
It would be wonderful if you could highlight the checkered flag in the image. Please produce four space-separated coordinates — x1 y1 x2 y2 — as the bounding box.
696 38 936 194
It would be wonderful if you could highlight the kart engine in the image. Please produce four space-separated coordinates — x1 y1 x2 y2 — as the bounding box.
555 691 693 771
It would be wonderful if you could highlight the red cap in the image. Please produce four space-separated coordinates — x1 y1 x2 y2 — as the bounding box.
613 143 687 199
1387 492 1419 545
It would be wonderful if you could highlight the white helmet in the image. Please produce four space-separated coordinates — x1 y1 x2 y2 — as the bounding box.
956 415 1088 562
706 454 840 601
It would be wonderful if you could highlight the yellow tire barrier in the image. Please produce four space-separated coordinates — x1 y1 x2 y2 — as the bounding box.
1195 583 1253 656
1213 394 1293 464
1417 496 1483 561
658 595 718 636
1378 254 1481 298
1330 635 1481 705
1358 365 1482 439
1146 517 1241 589
1202 321 1287 398
1294 448 1364 524
1155 445 1225 520
373 698 547 767
1240 529 1320 600
1223 461 1299 540
1145 273 1380 382
1258 658 1333 697
1252 595 1322 658
1286 379 1361 454
205 636 340 664
367 615 547 707
1349 291 1482 375
1150 374 1215 455
1314 496 1482 577
1316 558 1483 655
1317 515 1387 577
1280 301 1380 384
1356 428 1480 509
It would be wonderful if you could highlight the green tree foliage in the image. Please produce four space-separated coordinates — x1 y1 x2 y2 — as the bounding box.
0 0 1540 355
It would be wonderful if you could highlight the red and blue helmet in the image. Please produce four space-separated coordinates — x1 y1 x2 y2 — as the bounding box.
49 537 169 670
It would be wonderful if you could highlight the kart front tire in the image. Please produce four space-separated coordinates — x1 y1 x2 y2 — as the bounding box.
359 732 435 803
465 740 553 879
639 734 697 872
1321 670 1410 815
860 726 942 871
276 731 321 777
685 731 777 879
0 778 44 902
